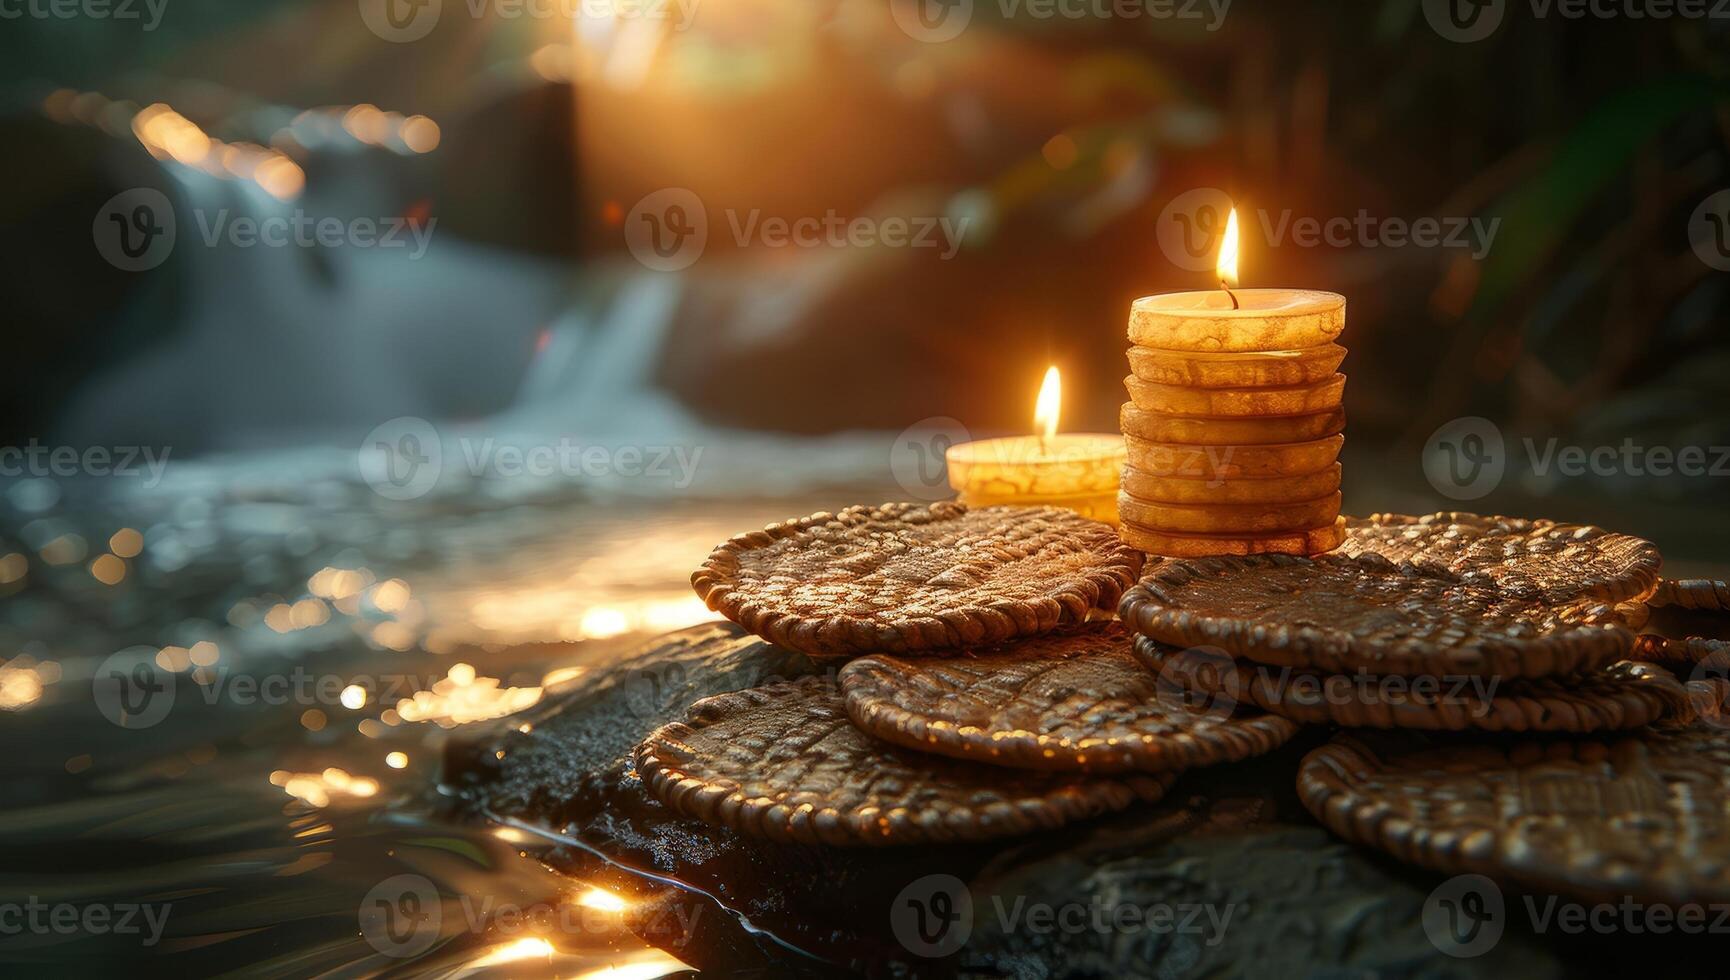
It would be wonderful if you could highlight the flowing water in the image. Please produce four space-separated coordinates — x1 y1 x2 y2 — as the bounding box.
0 440 899 976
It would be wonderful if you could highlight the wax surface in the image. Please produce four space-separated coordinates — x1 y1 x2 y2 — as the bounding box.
1129 288 1346 352
1134 288 1344 317
947 434 1125 498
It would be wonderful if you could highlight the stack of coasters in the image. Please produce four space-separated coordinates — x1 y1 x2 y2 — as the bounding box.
645 503 1302 845
1298 725 1730 905
1118 550 1702 734
1120 294 1347 557
633 621 1307 846
634 673 1180 847
643 498 1730 919
1334 512 1662 604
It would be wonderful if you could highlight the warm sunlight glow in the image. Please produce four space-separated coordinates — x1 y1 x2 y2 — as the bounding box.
575 886 630 912
1034 366 1062 439
568 949 696 980
468 937 554 968
1217 207 1240 287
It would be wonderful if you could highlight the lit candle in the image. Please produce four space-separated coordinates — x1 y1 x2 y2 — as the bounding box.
1128 288 1345 353
1119 205 1348 556
1130 213 1344 352
946 367 1127 525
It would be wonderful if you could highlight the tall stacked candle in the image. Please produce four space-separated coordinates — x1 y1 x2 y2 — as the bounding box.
947 367 1127 525
1118 208 1348 556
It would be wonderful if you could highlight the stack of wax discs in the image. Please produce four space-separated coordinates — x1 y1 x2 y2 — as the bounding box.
1119 288 1348 557
1120 521 1706 735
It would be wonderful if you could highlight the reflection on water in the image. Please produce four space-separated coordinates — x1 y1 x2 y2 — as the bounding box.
0 443 898 973
392 663 549 728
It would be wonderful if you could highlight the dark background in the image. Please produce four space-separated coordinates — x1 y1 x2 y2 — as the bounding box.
2 4 1729 976
3 1 1726 461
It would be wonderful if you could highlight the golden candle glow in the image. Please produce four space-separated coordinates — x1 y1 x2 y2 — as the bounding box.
1034 366 1062 440
944 368 1126 525
1216 207 1240 288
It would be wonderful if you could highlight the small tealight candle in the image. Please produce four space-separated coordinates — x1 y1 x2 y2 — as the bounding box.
946 367 1127 525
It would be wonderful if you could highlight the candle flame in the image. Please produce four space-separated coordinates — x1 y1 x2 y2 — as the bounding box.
1034 366 1062 439
1216 207 1240 288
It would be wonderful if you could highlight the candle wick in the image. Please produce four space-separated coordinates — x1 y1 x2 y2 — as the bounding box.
1221 282 1240 310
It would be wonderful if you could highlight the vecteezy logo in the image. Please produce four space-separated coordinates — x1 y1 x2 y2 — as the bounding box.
1155 187 1236 273
358 417 443 500
1688 189 1730 273
358 0 442 43
621 662 686 721
93 188 176 272
93 647 176 728
359 874 443 958
1423 416 1505 501
1423 874 1505 957
1152 644 1241 725
890 874 972 957
1422 0 1506 43
889 417 972 502
889 0 973 43
624 188 708 272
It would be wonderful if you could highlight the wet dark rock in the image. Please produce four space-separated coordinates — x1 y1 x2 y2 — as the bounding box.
442 622 1696 978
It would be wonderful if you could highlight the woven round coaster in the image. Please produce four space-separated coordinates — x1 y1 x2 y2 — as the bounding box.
634 676 1175 846
1126 344 1346 388
837 623 1299 774
1297 725 1730 904
1629 634 1730 668
1119 553 1634 678
1118 518 1346 558
1646 578 1730 611
692 502 1142 658
1338 512 1662 605
1134 637 1693 733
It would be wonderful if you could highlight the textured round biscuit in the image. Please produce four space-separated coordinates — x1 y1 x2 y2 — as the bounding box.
1135 637 1694 733
1126 344 1346 388
1297 725 1730 904
1339 512 1662 605
838 623 1299 774
1128 290 1345 352
1628 633 1730 668
1125 374 1346 418
692 502 1142 658
1646 578 1730 611
1125 434 1343 481
1118 492 1341 536
1120 464 1342 506
1119 519 1346 558
1612 600 1651 631
633 676 1175 846
1119 403 1346 446
1119 553 1634 678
